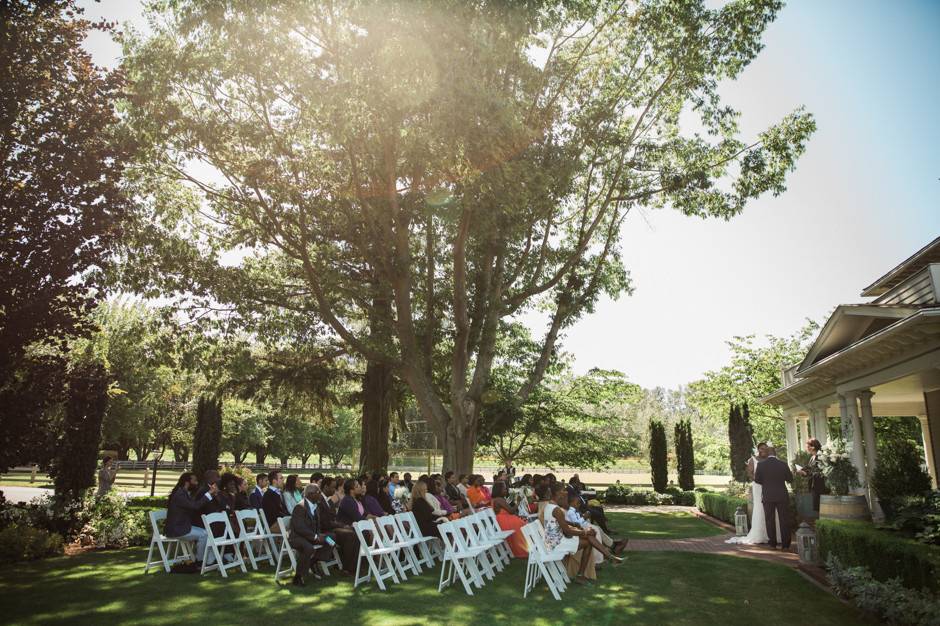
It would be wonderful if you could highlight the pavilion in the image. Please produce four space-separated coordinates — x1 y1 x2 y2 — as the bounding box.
763 235 940 517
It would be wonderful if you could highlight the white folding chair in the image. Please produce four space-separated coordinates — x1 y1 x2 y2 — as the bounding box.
200 512 248 577
374 515 424 577
317 543 343 577
144 509 195 573
481 508 515 564
236 509 276 570
394 512 441 570
437 520 488 595
258 514 284 560
461 514 505 578
274 516 298 581
352 519 402 591
521 522 568 600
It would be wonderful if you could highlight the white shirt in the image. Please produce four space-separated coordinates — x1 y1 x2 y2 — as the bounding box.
565 507 587 526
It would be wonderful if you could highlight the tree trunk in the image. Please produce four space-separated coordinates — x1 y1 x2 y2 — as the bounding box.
234 450 247 465
279 456 289 466
254 447 266 465
172 444 189 462
359 358 393 474
300 454 310 467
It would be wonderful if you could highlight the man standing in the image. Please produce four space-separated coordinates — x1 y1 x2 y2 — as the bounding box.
262 470 287 527
249 473 268 510
754 447 794 550
288 484 333 586
96 457 118 498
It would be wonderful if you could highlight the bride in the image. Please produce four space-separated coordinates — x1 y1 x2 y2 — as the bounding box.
726 442 781 545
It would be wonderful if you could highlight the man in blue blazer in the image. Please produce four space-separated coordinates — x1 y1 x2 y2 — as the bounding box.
249 473 268 510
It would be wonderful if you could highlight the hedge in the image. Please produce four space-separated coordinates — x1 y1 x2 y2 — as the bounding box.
817 519 940 591
127 496 167 510
695 492 746 524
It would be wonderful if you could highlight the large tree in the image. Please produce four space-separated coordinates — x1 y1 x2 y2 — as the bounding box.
0 0 129 471
123 0 814 471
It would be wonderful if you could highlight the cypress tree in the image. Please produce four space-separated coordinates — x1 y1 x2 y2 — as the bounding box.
728 402 754 482
675 419 695 491
50 359 109 501
192 395 222 479
649 420 668 493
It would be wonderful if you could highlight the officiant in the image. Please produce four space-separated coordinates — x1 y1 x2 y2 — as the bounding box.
798 438 827 514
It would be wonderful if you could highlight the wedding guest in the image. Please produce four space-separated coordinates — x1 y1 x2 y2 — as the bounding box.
318 477 357 574
402 473 414 490
410 480 446 537
337 479 370 524
491 481 527 557
377 478 397 514
96 457 118 498
543 482 622 584
428 479 455 516
282 474 304 512
444 471 462 504
250 473 268 510
288 484 333 586
233 476 251 510
387 472 400 499
363 480 387 517
456 474 470 498
165 472 218 567
192 470 223 529
262 470 288 527
466 475 491 508
310 472 324 486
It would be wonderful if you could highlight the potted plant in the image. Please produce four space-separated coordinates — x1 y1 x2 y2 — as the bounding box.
818 438 869 520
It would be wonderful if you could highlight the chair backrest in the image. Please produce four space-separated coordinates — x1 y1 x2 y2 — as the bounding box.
235 508 263 537
437 520 460 554
481 508 500 532
450 517 479 552
521 521 544 555
373 516 403 548
353 519 381 552
149 509 168 536
201 511 236 542
277 515 292 539
394 512 421 542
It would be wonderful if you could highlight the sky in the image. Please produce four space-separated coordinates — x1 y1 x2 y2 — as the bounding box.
78 0 940 390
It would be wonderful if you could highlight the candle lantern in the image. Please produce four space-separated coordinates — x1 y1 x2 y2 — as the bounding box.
796 522 818 563
734 505 749 536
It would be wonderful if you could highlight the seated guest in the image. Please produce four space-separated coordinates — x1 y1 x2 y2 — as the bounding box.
410 480 446 538
387 472 400 499
378 478 398 514
402 472 414 490
318 477 358 575
563 493 625 566
362 480 387 517
515 473 533 488
456 474 470 498
262 470 288 528
466 475 491 508
310 472 324 486
543 483 622 584
250 473 268 510
233 476 251 510
192 469 222 528
282 474 303 512
491 481 527 558
337 479 370 524
444 471 462 504
429 479 455 516
165 472 218 567
288 484 334 587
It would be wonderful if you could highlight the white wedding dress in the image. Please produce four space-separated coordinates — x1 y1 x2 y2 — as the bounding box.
726 458 782 545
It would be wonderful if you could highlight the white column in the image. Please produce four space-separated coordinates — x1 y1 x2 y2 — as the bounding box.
784 414 799 464
812 406 829 445
858 390 877 479
840 392 868 494
920 415 938 489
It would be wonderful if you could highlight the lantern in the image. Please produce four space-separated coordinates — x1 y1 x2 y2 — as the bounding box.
734 505 749 536
796 522 818 563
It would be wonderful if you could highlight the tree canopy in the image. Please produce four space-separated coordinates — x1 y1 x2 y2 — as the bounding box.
120 0 815 471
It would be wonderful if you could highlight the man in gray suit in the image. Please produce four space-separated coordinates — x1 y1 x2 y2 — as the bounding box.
754 446 793 550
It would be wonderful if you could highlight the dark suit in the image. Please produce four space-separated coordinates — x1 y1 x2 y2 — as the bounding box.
289 500 331 578
262 488 288 528
336 495 366 525
319 495 358 573
807 454 827 512
754 456 794 548
165 488 214 538
249 486 265 510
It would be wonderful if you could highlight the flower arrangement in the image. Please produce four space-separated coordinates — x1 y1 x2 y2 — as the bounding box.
394 485 411 507
818 438 860 496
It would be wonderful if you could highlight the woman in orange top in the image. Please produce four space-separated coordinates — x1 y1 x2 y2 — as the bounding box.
491 482 527 557
465 475 491 507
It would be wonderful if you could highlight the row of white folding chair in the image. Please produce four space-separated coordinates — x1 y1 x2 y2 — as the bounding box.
273 515 344 582
144 509 197 573
520 520 571 600
436 510 513 595
351 512 444 590
200 512 249 577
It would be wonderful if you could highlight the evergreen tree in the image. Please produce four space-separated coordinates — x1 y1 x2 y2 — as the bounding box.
728 403 754 482
675 419 696 491
50 359 109 501
192 396 222 478
649 420 668 493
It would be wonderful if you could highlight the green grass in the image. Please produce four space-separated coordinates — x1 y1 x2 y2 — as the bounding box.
0 547 863 626
609 510 726 540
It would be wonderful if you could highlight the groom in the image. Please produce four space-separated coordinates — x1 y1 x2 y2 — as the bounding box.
754 445 793 550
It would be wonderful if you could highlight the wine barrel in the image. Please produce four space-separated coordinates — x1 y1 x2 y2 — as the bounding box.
819 495 870 520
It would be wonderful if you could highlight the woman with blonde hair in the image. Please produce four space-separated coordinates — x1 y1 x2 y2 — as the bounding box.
410 480 447 537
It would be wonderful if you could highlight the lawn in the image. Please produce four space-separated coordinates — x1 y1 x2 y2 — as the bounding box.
0 546 863 626
608 510 727 540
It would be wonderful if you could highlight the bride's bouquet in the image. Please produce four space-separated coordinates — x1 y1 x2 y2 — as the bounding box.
818 438 860 496
394 485 411 508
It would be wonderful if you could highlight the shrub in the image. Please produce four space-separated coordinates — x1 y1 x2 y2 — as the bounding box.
695 491 746 524
674 419 695 491
649 420 668 493
817 519 940 590
879 491 940 546
78 491 149 548
126 496 168 510
602 483 694 506
872 439 933 506
827 555 940 626
0 524 64 563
